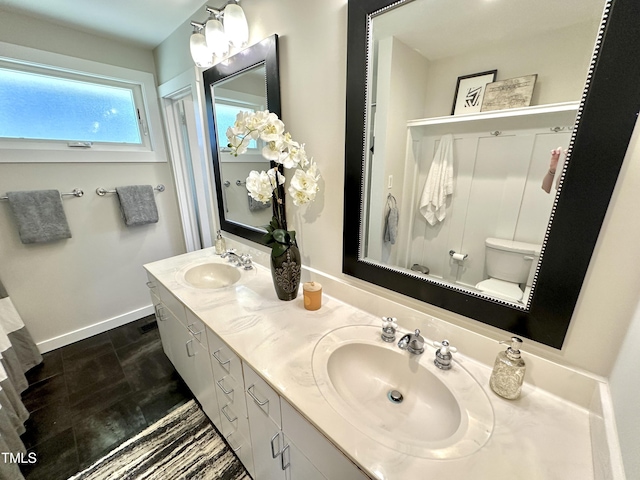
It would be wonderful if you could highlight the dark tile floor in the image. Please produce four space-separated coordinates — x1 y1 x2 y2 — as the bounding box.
18 315 194 480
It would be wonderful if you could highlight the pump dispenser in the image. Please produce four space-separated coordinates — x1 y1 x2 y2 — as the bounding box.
489 337 526 400
214 230 226 255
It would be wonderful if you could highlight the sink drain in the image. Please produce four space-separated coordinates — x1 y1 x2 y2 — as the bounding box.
387 389 404 404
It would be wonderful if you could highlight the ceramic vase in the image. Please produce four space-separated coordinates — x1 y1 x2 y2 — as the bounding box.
270 244 301 301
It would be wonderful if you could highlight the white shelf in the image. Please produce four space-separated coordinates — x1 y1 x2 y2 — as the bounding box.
407 102 579 136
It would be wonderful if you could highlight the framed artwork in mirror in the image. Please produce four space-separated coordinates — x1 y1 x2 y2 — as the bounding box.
481 74 538 112
451 70 496 115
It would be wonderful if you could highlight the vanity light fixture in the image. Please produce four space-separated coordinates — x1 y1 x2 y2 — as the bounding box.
189 22 213 68
190 1 249 66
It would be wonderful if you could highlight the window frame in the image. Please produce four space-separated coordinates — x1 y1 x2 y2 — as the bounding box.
0 41 167 163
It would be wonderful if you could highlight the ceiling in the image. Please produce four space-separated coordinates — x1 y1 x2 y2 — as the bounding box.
0 0 207 48
374 0 605 61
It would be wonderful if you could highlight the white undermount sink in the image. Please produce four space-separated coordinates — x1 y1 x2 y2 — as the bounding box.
312 325 494 459
176 259 256 289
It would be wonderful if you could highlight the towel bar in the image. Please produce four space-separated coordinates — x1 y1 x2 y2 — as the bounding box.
96 184 165 196
0 188 84 200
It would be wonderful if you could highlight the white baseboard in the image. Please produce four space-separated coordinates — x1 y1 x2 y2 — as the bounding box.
590 382 626 480
36 305 155 353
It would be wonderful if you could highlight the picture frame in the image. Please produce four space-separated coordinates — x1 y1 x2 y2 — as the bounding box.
451 70 497 115
481 74 538 112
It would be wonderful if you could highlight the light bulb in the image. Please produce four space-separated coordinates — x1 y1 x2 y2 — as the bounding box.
190 32 213 67
223 3 249 48
205 17 229 58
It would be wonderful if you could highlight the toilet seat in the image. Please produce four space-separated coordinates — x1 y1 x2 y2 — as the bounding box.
475 278 524 302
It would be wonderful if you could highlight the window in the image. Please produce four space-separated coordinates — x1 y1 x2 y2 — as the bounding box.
0 41 166 163
214 101 258 151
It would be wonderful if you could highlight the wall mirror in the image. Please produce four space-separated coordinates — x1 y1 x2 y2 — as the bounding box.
344 0 640 348
203 34 281 245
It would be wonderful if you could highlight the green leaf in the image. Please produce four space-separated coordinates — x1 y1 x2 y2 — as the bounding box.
272 229 290 245
262 231 274 245
289 230 297 245
271 243 288 258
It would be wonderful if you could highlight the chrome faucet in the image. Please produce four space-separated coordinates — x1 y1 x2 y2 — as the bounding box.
397 329 425 355
221 249 253 270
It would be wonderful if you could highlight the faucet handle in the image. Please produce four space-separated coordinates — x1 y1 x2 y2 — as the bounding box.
381 316 397 342
433 339 458 354
433 340 457 370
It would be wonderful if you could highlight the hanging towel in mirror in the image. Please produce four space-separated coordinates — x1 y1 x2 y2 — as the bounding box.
6 190 72 244
419 134 454 226
115 185 159 226
248 196 271 212
384 194 398 245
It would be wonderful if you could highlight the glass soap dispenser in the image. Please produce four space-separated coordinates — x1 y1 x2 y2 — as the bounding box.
214 230 226 255
489 336 526 400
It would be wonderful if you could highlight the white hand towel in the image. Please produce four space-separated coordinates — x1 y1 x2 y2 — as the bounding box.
419 134 454 225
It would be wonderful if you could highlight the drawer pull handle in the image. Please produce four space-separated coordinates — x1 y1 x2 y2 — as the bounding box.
185 339 196 357
247 384 269 406
280 444 290 471
154 305 166 321
212 349 231 366
146 281 157 289
221 404 237 422
270 432 281 458
227 433 242 452
216 378 234 396
187 323 203 339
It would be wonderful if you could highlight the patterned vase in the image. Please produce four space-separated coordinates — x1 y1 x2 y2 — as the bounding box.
270 245 302 301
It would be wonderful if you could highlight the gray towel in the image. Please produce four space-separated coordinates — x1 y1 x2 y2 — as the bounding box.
248 195 271 212
384 206 398 244
6 190 72 244
115 185 159 226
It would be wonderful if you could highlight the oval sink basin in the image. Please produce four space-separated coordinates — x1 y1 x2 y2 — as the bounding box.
312 325 494 459
176 260 255 289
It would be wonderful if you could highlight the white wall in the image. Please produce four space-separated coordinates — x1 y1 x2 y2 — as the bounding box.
153 0 640 379
422 20 599 118
609 300 640 479
0 10 186 350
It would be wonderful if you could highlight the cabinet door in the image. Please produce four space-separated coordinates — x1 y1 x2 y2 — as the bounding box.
281 433 326 480
164 308 191 383
244 364 284 480
152 298 173 363
281 399 369 480
191 335 221 429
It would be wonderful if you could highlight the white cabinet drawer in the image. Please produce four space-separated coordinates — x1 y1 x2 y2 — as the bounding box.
243 362 282 429
208 328 244 385
226 428 255 479
156 282 186 325
185 308 207 348
281 399 369 480
220 400 251 446
214 372 248 420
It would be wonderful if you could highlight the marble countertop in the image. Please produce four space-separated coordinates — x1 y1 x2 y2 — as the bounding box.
144 248 593 480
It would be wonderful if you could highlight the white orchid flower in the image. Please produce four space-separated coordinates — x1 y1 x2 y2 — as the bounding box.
245 170 275 204
287 162 320 206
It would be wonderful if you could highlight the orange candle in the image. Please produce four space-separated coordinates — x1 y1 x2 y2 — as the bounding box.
303 281 322 311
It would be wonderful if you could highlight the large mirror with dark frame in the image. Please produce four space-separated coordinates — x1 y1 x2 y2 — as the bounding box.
203 34 282 245
343 0 640 348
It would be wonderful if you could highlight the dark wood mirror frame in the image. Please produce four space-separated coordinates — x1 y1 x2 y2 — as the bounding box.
343 0 640 348
203 34 283 245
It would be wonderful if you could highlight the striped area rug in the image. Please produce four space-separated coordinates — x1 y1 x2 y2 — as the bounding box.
69 400 250 480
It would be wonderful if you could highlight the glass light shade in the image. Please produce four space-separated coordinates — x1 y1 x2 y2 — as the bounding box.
190 32 213 67
223 3 249 48
205 18 229 58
